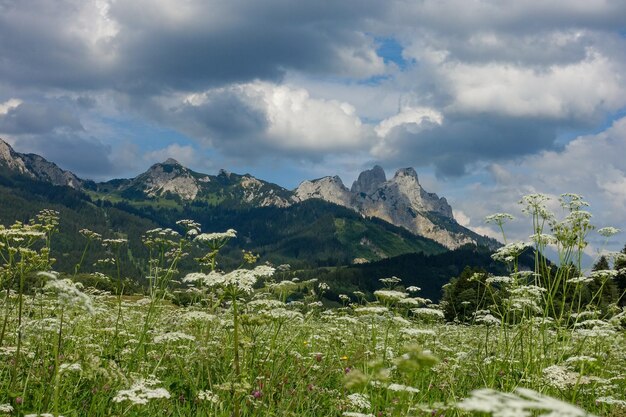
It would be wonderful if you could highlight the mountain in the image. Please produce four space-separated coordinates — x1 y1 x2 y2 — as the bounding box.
0 138 82 189
1 137 496 257
0 138 450 275
92 159 296 208
295 166 495 249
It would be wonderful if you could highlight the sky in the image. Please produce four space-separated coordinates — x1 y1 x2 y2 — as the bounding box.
0 0 625 261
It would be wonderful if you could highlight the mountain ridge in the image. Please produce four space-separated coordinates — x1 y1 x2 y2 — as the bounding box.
0 137 497 250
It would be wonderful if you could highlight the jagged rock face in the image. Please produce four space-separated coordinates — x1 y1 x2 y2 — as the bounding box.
351 168 465 249
240 175 293 207
351 165 386 196
0 138 30 175
21 154 82 189
296 165 474 249
0 138 82 188
295 176 352 207
137 160 204 200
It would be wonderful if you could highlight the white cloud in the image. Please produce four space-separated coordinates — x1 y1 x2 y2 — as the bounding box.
184 81 370 154
375 107 443 137
0 98 22 115
451 116 626 257
444 51 625 119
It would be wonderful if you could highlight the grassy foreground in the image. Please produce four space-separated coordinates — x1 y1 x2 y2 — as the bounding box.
0 194 625 416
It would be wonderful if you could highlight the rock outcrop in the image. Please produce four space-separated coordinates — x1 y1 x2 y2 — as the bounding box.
296 165 480 249
295 176 352 207
0 138 82 188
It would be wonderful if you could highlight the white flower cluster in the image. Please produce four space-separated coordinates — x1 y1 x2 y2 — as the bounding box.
491 241 529 263
113 377 171 405
458 387 596 417
42 274 94 314
183 265 274 294
194 229 237 243
153 331 195 344
346 393 371 409
197 389 220 404
374 290 407 301
542 365 589 390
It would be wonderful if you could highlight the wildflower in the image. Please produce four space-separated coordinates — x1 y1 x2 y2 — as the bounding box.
79 228 102 240
595 397 626 407
379 276 402 285
153 332 195 344
542 365 589 389
485 276 513 285
597 227 621 237
59 363 82 373
491 241 529 263
342 413 375 417
400 328 436 337
0 404 14 413
347 393 371 409
113 378 171 405
567 276 593 284
194 229 237 243
387 383 420 393
406 286 421 292
411 308 445 319
101 238 128 247
485 213 515 224
42 274 94 314
529 233 557 245
458 387 596 417
197 390 220 404
374 290 407 302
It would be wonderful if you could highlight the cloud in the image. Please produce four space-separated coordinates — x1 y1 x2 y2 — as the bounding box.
372 112 559 177
14 133 115 178
449 116 626 255
0 101 84 135
166 81 370 158
443 50 625 119
0 0 389 93
0 98 22 115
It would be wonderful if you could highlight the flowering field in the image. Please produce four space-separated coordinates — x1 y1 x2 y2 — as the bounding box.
1 194 625 417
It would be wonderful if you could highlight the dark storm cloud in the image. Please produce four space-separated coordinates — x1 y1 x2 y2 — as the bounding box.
15 133 115 178
0 102 84 134
171 90 269 140
381 115 558 177
0 0 387 93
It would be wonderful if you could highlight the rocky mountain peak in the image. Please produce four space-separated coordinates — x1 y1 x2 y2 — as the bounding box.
393 167 419 182
136 160 200 200
351 165 386 196
162 158 180 166
0 138 82 188
295 175 351 207
0 138 29 175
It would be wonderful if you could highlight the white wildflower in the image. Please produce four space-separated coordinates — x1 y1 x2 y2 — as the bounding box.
113 378 171 405
597 227 621 237
374 290 407 301
595 396 626 406
197 390 220 404
347 393 370 410
458 387 596 417
387 383 420 393
194 229 237 243
42 275 94 314
59 363 82 373
492 241 530 263
153 332 195 344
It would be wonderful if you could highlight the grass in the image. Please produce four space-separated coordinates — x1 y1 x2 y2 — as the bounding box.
0 193 625 417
